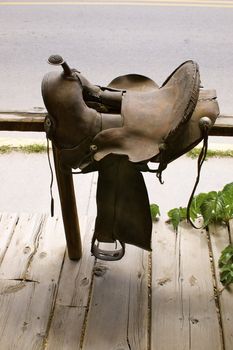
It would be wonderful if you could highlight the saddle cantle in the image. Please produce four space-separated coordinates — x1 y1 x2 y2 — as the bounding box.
42 55 219 261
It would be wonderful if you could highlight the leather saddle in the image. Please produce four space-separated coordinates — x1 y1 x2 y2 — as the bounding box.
42 55 219 261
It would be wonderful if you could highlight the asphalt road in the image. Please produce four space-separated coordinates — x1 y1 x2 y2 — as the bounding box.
1 0 233 115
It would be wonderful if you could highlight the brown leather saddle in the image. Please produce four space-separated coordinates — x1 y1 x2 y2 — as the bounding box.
42 55 219 261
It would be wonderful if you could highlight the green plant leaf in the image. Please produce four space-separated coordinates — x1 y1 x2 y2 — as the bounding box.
167 207 187 232
200 191 226 225
219 245 233 266
189 192 208 220
221 183 233 221
150 203 160 222
222 182 233 194
219 244 233 286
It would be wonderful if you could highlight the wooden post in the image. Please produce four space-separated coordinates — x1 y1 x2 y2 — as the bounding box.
52 144 82 260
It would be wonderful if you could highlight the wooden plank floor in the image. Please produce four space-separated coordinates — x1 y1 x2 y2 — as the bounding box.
0 213 232 350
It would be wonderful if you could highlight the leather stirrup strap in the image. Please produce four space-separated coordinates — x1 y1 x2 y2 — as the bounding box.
186 117 212 228
46 136 55 217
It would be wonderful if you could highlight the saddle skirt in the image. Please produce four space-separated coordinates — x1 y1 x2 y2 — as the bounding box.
42 56 219 260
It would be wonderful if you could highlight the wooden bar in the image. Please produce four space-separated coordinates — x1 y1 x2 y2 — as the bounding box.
0 111 233 135
0 111 46 131
210 115 233 136
52 144 82 260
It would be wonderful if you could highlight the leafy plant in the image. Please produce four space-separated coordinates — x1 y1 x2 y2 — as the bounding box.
167 183 233 230
200 191 226 226
219 245 233 287
189 192 208 221
167 207 187 232
166 183 233 287
150 204 160 222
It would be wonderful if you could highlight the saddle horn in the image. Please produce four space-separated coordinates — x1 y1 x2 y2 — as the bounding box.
48 54 73 77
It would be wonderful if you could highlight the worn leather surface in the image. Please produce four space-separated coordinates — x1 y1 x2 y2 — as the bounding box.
42 71 102 149
152 89 219 164
41 59 219 259
93 61 200 163
94 155 152 250
108 73 159 92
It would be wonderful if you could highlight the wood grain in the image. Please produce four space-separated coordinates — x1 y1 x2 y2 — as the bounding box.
0 213 45 280
0 280 56 350
151 221 222 350
0 112 45 131
0 213 66 283
82 244 149 350
0 213 18 265
46 216 96 350
209 223 233 350
26 216 66 283
52 145 82 260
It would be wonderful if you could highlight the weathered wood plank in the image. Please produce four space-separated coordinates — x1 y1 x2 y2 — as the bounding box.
209 223 233 350
210 115 233 136
0 213 45 280
26 216 66 283
46 216 96 350
0 280 56 350
151 221 222 350
0 111 45 131
82 245 149 350
45 305 85 350
0 214 66 284
55 216 95 307
0 213 18 265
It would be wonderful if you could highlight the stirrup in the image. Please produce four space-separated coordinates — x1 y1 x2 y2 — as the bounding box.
91 239 125 261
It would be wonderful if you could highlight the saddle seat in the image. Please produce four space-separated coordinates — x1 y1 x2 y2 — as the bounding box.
93 61 200 164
